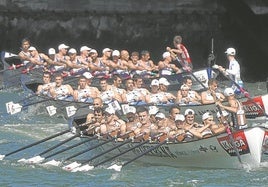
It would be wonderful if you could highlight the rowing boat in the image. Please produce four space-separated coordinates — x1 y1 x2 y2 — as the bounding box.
1 50 218 90
71 117 268 169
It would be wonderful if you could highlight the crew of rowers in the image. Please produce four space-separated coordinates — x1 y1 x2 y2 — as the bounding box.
82 97 230 142
18 36 192 78
37 70 247 142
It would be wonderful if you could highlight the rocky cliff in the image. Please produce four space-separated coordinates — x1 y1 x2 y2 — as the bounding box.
0 0 267 81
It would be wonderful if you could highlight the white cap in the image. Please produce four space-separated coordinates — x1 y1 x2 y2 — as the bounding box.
83 72 93 79
105 107 115 115
149 106 159 115
150 79 159 87
80 46 91 52
28 46 37 51
162 51 171 59
159 77 170 86
89 49 97 54
155 112 165 119
224 87 235 96
58 44 69 50
202 112 213 121
184 108 195 116
175 114 185 122
48 48 56 55
180 84 189 90
225 47 236 56
102 48 112 53
216 110 229 118
68 48 77 54
112 50 120 57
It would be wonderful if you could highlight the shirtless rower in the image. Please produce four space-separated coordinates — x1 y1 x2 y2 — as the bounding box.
134 106 158 137
49 74 74 101
99 106 126 135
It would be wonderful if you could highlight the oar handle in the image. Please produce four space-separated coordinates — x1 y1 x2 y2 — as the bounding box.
44 136 97 160
94 139 150 167
39 134 80 156
4 129 70 157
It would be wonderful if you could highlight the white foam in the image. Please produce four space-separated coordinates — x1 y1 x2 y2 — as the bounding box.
42 159 61 166
26 155 45 164
107 164 122 172
71 164 94 172
62 161 81 171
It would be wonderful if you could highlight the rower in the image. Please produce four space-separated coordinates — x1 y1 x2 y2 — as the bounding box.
73 76 98 102
18 38 31 66
200 78 225 104
216 87 247 129
159 77 176 102
134 106 158 137
166 35 192 71
176 84 200 105
178 76 201 102
36 72 55 96
158 51 181 76
145 79 168 104
99 106 126 135
121 78 146 104
49 74 74 101
99 78 122 104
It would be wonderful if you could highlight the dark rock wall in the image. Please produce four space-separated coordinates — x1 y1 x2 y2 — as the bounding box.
0 0 267 81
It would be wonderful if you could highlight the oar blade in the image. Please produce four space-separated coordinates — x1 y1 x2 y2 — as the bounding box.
6 102 23 115
42 159 62 166
0 155 5 160
26 155 45 164
107 164 122 172
62 161 81 171
71 164 94 172
66 106 77 117
46 105 57 116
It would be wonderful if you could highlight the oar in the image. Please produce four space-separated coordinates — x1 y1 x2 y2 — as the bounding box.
71 138 134 172
42 136 98 165
0 129 70 160
6 97 53 115
168 49 207 89
0 63 24 73
214 68 267 116
216 105 243 165
93 138 151 169
62 131 133 170
22 134 80 164
108 140 167 171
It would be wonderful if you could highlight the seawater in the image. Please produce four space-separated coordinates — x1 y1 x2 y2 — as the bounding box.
0 83 268 187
